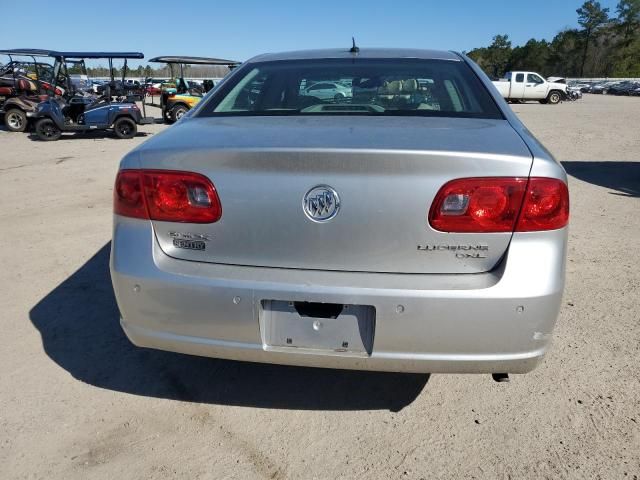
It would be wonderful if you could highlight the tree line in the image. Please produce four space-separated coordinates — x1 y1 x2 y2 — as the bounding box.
466 0 640 79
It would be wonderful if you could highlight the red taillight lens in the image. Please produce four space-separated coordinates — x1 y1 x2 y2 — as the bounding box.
142 170 221 223
114 170 146 219
114 170 222 223
429 177 569 233
429 178 528 232
516 178 569 231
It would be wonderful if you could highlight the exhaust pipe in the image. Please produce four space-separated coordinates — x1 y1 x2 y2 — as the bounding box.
492 373 510 383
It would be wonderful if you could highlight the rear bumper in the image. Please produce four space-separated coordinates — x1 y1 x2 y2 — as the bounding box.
110 217 567 374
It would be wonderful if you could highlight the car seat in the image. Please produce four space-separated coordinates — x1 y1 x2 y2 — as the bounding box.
17 78 33 92
176 78 188 94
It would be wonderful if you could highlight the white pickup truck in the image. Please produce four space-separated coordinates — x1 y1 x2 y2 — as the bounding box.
492 71 567 104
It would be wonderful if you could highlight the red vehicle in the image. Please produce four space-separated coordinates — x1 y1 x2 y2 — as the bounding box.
144 83 162 96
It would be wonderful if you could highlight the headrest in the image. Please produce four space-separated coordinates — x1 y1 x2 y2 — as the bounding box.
17 78 31 91
385 80 403 94
402 79 418 93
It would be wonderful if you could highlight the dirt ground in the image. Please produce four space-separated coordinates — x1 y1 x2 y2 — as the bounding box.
0 95 638 480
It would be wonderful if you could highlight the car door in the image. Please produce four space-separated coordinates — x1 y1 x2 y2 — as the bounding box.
526 73 547 99
510 73 525 99
314 83 333 100
303 83 320 99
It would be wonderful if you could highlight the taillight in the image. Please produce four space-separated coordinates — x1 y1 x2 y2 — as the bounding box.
114 169 222 223
114 170 146 219
429 177 528 232
429 177 568 233
516 178 569 231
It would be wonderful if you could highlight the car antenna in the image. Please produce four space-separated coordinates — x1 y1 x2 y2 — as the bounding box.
349 37 360 54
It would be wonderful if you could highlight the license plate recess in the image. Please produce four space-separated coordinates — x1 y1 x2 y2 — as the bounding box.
261 300 375 355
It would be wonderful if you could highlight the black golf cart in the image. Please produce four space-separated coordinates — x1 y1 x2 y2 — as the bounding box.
30 51 153 141
147 56 238 123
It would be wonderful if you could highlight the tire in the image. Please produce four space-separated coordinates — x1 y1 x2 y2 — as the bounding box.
334 93 345 102
171 104 188 122
163 108 175 124
539 99 548 104
34 118 62 141
113 117 137 139
5 108 27 132
547 91 562 104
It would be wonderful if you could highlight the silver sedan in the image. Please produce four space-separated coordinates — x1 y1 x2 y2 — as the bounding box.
110 48 569 376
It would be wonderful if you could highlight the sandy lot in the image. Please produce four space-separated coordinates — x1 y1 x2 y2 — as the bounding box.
0 95 638 479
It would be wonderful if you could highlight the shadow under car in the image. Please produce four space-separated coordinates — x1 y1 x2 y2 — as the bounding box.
29 243 429 411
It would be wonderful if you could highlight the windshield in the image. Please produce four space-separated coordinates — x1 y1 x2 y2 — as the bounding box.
201 58 503 119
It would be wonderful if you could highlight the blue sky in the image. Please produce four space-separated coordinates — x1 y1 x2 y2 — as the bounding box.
0 0 621 67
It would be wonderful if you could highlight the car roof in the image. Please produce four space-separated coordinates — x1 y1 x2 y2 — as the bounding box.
247 48 462 63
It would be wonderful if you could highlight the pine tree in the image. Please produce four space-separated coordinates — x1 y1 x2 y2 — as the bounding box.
576 1 610 76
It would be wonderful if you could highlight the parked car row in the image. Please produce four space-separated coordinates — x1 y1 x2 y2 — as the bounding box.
571 80 640 96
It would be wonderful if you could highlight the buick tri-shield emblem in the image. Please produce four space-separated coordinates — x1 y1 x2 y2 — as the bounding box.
303 185 340 222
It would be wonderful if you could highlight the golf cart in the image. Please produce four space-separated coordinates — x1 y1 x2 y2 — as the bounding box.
148 56 238 123
31 51 153 141
0 49 65 132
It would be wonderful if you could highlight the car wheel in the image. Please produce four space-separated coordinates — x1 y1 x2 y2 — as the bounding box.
5 108 27 132
547 91 561 104
35 118 62 141
171 104 188 122
334 93 345 102
113 117 137 139
539 99 548 104
163 108 175 124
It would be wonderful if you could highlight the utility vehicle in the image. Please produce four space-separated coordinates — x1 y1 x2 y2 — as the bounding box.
0 49 64 132
31 51 153 141
148 56 238 123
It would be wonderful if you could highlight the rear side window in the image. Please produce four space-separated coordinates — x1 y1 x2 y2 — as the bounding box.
200 58 503 119
515 73 524 83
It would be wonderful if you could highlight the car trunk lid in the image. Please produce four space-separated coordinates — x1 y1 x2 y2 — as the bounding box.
140 116 532 274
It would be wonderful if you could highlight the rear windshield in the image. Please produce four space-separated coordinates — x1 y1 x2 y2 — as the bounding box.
199 58 503 119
